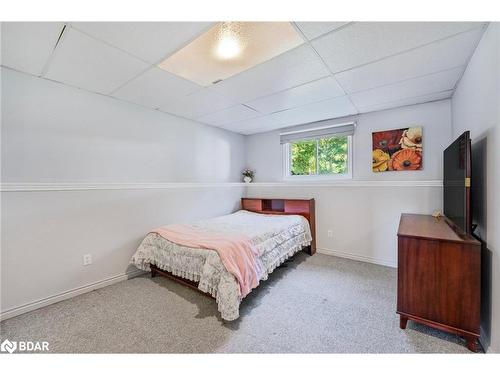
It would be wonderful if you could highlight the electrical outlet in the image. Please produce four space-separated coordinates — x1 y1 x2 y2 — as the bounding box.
83 254 92 266
327 230 333 238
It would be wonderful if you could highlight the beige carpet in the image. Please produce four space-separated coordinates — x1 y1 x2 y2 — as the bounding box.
0 253 475 353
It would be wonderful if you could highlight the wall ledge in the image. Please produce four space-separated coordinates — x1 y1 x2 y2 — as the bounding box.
1 180 442 191
0 182 247 192
246 180 442 188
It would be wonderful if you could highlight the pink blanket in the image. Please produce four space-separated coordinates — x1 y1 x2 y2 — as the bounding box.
151 224 262 297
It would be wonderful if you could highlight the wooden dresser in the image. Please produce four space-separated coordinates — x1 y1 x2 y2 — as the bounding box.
397 214 481 351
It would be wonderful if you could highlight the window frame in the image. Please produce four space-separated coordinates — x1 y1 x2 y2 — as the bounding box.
283 135 353 181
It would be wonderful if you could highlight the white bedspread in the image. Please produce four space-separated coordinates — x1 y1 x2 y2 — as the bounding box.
131 210 312 320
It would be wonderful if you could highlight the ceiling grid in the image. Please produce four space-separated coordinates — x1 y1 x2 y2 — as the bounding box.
1 21 488 134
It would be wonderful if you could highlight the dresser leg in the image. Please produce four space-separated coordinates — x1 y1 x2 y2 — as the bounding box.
465 336 479 352
399 316 408 329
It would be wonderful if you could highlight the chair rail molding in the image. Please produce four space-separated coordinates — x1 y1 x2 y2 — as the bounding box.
245 180 442 188
0 182 247 192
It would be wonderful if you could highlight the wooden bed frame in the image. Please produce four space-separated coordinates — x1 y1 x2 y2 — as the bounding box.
150 198 316 298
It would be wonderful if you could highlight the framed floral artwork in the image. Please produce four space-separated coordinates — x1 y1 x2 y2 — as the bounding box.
372 126 422 172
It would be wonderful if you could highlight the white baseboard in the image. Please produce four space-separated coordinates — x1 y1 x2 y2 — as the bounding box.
0 269 146 321
318 247 397 268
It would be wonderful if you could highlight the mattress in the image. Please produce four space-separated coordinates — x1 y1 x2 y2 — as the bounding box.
131 210 312 320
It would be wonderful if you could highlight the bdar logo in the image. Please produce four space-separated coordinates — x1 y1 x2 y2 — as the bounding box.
1 339 17 353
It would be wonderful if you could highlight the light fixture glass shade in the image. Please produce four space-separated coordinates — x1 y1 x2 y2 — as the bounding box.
216 35 241 59
158 22 304 86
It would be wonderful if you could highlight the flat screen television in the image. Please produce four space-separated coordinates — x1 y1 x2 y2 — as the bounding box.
443 131 472 234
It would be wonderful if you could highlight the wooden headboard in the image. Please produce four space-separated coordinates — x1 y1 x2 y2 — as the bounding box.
241 198 316 255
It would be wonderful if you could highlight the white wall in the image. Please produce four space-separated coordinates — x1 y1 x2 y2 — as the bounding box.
1 68 245 183
1 68 246 317
245 100 452 267
451 22 500 353
1 187 244 316
245 184 442 267
246 100 452 182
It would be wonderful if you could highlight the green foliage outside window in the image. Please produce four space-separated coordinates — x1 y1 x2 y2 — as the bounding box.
290 139 316 175
290 136 348 176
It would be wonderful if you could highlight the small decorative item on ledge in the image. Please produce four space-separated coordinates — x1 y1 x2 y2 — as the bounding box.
432 210 443 218
242 168 255 183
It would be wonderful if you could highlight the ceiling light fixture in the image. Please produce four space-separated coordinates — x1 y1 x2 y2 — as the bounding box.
214 22 243 60
216 34 241 59
158 22 304 86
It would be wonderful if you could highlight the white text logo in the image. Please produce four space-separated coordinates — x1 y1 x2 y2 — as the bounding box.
0 339 17 353
0 339 49 353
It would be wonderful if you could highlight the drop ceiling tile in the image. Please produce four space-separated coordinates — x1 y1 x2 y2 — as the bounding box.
246 76 345 114
356 90 454 114
211 44 330 102
224 115 286 135
295 22 350 40
269 95 357 127
336 27 486 93
45 28 150 94
72 22 213 64
313 22 485 73
349 67 464 108
158 22 304 87
159 88 236 118
1 22 64 76
112 67 201 110
197 105 260 127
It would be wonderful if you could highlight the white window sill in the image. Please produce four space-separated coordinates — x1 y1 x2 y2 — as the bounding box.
283 174 353 182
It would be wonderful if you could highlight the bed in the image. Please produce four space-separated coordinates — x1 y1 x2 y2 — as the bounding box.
131 198 316 321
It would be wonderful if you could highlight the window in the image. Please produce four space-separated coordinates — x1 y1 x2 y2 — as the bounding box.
281 122 354 180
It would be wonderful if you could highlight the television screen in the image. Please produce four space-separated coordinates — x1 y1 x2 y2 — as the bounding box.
443 131 471 234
